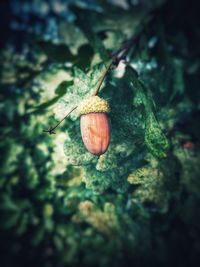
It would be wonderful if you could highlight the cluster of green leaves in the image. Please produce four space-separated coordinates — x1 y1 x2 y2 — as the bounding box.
1 0 200 267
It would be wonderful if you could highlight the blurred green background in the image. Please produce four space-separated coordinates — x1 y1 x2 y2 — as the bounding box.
0 0 200 266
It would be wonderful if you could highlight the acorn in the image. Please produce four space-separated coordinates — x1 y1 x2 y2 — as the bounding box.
78 96 110 156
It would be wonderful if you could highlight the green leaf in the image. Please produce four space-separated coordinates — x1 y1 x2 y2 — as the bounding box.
58 21 88 55
63 127 98 166
75 44 94 70
2 212 20 229
31 227 45 246
87 61 110 89
29 81 73 113
31 96 61 112
0 195 19 211
82 167 112 194
127 65 169 158
170 58 185 100
72 6 109 61
55 81 73 96
144 113 169 158
38 41 75 63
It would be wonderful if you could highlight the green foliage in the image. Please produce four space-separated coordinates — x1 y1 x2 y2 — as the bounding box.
144 112 169 158
1 0 200 267
129 66 169 157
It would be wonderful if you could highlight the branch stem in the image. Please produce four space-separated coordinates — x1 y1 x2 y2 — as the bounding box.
92 62 112 96
43 106 78 134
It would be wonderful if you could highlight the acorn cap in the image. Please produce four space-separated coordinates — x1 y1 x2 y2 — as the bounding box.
78 96 110 116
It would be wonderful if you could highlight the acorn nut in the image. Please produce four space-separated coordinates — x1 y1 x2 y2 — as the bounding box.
78 96 110 155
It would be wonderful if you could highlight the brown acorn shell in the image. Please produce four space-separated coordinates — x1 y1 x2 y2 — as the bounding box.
80 112 110 155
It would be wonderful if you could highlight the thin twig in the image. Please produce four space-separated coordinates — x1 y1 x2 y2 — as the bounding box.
43 106 78 134
92 62 112 96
